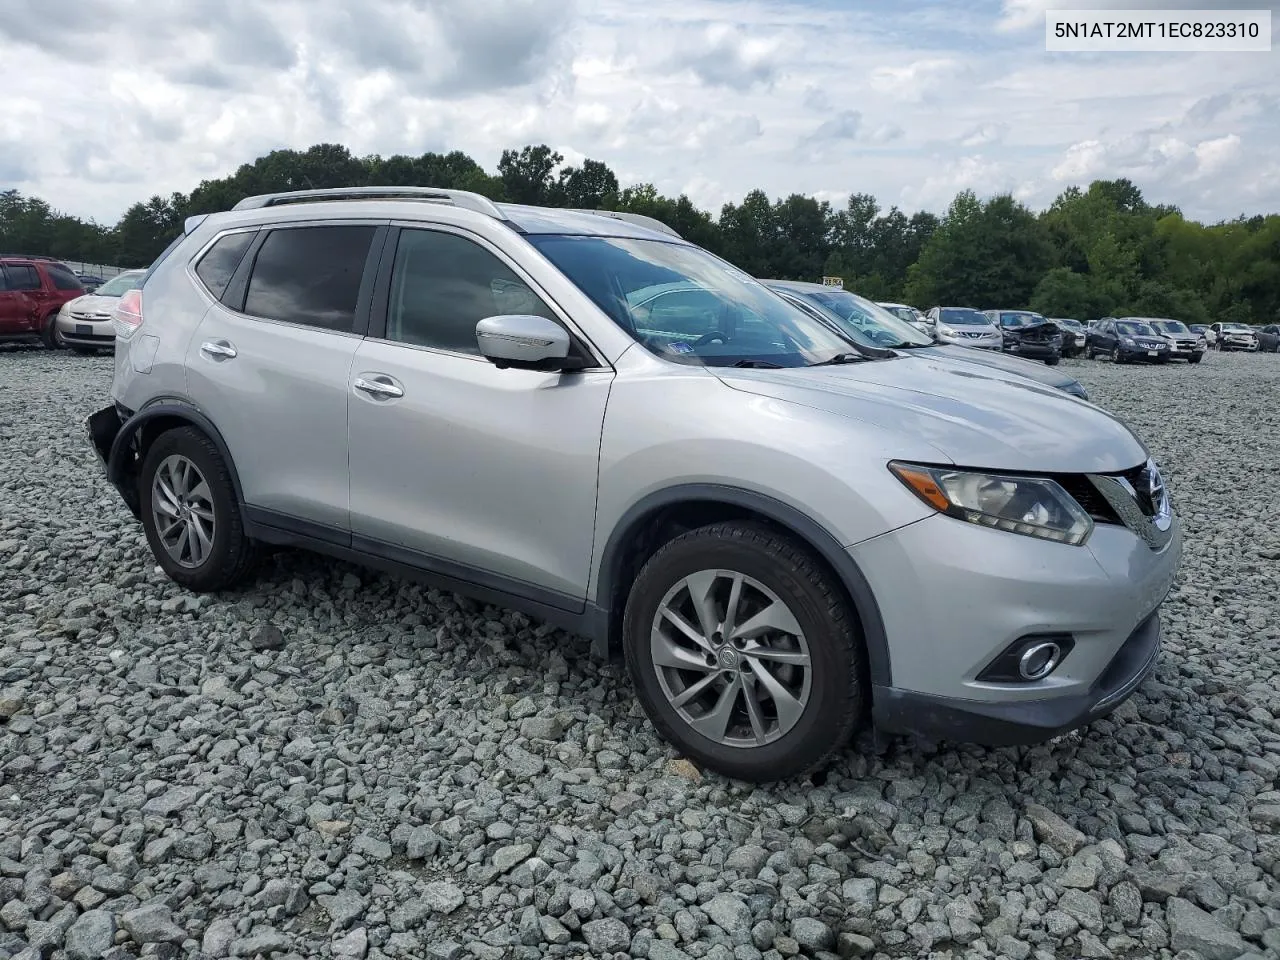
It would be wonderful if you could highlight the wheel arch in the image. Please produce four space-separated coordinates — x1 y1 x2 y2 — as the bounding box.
108 401 244 519
593 484 892 686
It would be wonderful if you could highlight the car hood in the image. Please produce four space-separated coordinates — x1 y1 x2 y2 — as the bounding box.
1002 320 1059 340
65 294 120 317
920 343 1082 393
714 357 1145 473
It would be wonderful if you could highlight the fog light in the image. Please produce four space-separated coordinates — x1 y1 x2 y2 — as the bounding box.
976 633 1075 683
1018 641 1062 681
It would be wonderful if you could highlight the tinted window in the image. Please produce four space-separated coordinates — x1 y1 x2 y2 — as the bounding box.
245 226 376 331
47 264 84 291
196 232 255 300
387 229 554 354
3 265 41 291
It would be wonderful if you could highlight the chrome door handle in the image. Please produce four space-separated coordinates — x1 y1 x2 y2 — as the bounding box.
353 376 404 399
200 340 237 360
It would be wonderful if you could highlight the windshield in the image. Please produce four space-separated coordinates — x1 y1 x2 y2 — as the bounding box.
998 311 1046 327
938 308 989 326
1051 318 1082 330
1117 320 1158 336
798 288 934 348
527 236 859 367
1151 320 1189 335
94 272 145 297
1222 322 1251 331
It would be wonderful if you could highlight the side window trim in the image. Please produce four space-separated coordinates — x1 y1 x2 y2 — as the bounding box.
216 221 387 336
367 223 606 367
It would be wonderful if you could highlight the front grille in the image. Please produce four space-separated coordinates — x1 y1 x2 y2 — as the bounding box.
1055 475 1122 525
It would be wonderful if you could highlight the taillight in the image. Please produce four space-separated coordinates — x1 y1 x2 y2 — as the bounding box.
113 289 143 339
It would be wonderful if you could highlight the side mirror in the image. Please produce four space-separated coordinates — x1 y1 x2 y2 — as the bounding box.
476 314 581 371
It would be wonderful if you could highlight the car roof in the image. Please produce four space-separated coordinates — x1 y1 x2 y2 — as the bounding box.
762 279 829 293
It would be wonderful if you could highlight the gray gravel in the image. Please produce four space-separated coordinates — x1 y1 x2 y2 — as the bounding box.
1 345 1278 960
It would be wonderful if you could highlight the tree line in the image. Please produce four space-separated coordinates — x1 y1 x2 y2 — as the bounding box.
2 142 1277 324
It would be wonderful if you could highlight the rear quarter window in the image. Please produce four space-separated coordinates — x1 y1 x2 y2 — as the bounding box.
46 264 85 291
195 231 256 301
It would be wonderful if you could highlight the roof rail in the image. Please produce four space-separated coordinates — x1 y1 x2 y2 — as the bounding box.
567 209 682 239
0 253 65 262
232 186 507 221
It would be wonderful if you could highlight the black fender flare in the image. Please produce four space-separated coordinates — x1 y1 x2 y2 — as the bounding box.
594 483 892 686
107 401 245 516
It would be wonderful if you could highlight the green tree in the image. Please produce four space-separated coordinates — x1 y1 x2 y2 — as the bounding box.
555 159 619 209
497 145 563 205
1029 267 1113 319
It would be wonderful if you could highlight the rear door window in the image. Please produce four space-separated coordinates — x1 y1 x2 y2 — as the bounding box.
3 265 41 290
243 226 377 332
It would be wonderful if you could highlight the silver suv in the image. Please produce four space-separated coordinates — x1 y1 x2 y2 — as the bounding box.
87 187 1181 782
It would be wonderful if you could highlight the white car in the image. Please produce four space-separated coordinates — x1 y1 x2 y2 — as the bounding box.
876 301 931 334
925 306 1003 350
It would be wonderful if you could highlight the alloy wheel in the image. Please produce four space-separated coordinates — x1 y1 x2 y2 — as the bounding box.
151 454 216 568
649 569 812 748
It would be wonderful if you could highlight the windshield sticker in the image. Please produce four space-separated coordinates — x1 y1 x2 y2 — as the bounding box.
669 341 694 354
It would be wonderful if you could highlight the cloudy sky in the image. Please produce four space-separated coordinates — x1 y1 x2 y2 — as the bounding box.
2 0 1277 225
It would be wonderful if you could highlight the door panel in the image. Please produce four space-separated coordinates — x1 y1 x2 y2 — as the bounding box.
0 266 38 334
348 341 612 602
181 222 384 534
186 307 360 532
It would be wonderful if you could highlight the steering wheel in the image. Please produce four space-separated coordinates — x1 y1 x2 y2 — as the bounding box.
693 332 729 346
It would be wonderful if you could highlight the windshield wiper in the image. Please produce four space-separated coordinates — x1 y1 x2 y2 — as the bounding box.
729 359 784 368
809 352 868 366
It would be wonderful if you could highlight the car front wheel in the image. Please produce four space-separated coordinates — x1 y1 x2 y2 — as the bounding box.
1111 347 1124 364
139 427 258 591
623 521 866 782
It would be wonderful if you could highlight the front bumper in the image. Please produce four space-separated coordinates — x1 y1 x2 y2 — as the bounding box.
874 610 1162 744
853 509 1181 745
57 316 116 348
1168 343 1205 358
1004 341 1060 360
1220 338 1258 351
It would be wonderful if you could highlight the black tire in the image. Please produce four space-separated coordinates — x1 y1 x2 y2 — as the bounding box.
139 426 257 591
71 346 96 355
622 521 866 782
41 315 62 349
1044 356 1060 366
1188 354 1202 364
1111 347 1124 364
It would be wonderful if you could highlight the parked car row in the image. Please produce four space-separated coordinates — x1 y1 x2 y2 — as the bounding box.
85 187 1181 781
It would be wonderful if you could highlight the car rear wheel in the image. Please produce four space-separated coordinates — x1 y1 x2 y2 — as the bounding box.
139 427 258 592
623 521 866 782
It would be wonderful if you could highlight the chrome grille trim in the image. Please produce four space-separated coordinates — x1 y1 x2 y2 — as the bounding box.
1085 458 1174 551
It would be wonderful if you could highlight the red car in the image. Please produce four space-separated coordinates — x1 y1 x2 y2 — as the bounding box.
0 255 86 347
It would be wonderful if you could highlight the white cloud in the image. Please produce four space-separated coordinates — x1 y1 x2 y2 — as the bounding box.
1194 133 1242 177
1051 140 1108 181
869 59 960 102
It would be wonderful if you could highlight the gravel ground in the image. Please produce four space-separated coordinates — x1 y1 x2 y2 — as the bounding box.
1 345 1278 960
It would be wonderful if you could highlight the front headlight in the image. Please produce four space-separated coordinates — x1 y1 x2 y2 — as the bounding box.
1121 337 1136 346
938 326 955 336
889 462 1094 546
